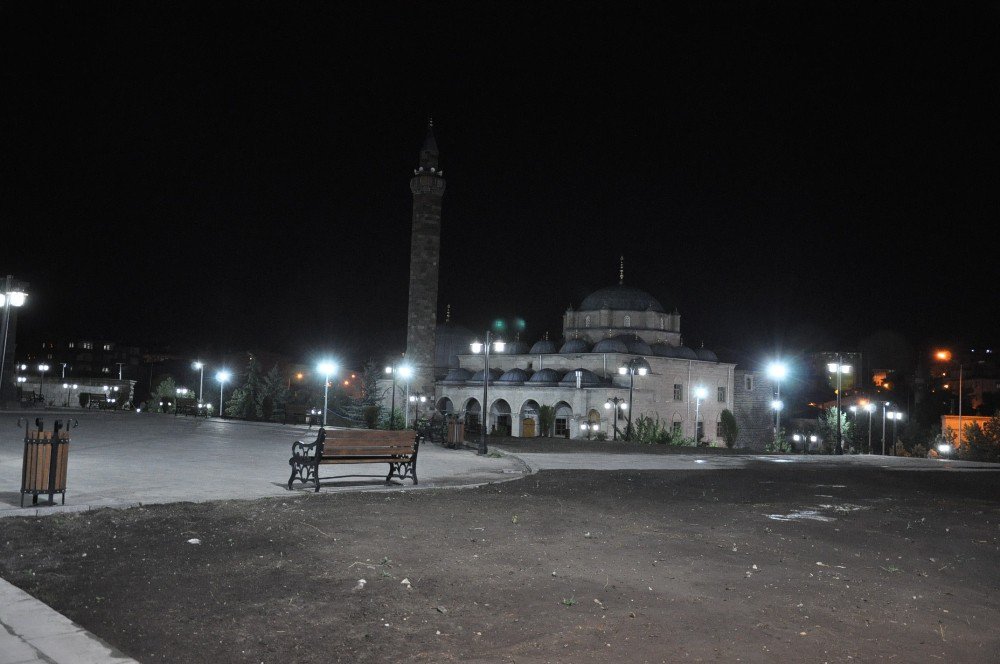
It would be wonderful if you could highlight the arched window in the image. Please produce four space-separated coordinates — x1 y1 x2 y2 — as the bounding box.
624 315 631 328
585 315 591 328
660 317 665 329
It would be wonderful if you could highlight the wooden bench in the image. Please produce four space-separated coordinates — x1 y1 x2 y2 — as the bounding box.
174 397 207 417
287 427 421 491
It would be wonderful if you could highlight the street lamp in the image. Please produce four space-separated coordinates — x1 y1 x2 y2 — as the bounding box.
580 421 599 440
216 370 231 418
864 402 875 454
604 396 627 440
192 361 205 402
0 276 28 402
827 356 852 455
887 410 903 454
397 364 414 427
618 358 649 441
766 361 788 438
317 361 337 427
933 349 965 450
693 386 708 443
471 331 505 454
409 393 428 424
384 365 396 429
37 363 50 401
175 387 189 415
62 383 78 407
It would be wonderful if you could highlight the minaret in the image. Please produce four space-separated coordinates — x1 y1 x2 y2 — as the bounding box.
405 120 446 394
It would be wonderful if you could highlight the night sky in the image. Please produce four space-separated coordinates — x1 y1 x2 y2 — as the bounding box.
2 1 997 369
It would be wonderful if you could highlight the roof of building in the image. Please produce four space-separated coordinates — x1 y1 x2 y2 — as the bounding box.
505 340 531 354
529 339 558 354
497 368 530 383
560 338 591 353
651 342 677 357
674 345 698 360
559 368 605 387
592 338 630 353
442 367 472 382
615 334 653 355
469 368 503 382
696 348 719 362
579 285 666 313
528 368 563 384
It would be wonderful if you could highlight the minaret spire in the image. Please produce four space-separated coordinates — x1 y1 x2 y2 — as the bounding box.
619 255 624 285
419 118 439 170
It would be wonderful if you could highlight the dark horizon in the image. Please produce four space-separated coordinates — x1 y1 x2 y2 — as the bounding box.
3 2 997 371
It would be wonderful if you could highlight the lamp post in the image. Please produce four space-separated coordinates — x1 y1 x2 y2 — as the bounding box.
471 331 505 455
192 361 205 402
409 393 427 424
317 361 337 427
37 363 50 401
397 365 414 427
880 401 892 455
618 358 649 441
933 350 964 450
887 410 903 454
693 386 708 443
384 364 397 429
62 383 78 407
0 276 28 402
827 356 852 455
604 396 627 440
766 361 788 439
216 370 231 418
864 402 875 454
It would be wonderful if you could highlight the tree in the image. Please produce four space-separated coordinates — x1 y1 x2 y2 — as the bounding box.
150 377 177 412
538 405 556 437
817 407 853 453
340 360 383 426
961 414 1000 462
720 409 739 448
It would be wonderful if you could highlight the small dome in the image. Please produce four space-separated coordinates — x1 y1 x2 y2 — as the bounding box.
498 368 529 383
674 345 698 360
470 368 503 382
696 348 718 362
559 368 605 387
443 367 472 382
592 338 629 353
505 340 530 354
651 342 677 357
580 285 666 313
528 368 563 384
560 338 591 353
614 335 652 355
529 339 557 354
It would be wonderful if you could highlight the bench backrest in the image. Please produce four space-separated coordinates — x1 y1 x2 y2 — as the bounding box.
318 428 419 457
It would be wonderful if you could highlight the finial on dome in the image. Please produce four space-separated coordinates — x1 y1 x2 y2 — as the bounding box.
619 255 624 285
428 116 433 128
544 330 549 341
445 303 451 324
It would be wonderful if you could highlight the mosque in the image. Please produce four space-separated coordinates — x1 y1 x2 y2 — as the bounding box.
394 122 771 446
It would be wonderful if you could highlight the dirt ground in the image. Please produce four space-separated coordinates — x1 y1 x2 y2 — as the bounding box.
2 464 998 663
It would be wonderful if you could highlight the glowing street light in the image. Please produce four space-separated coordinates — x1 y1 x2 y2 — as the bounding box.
766 361 789 438
215 370 231 418
827 356 852 455
0 276 28 402
471 332 505 454
933 349 964 449
604 396 627 440
887 410 904 454
192 361 205 402
618 358 649 441
37 363 50 400
693 385 708 443
396 364 415 428
317 361 338 427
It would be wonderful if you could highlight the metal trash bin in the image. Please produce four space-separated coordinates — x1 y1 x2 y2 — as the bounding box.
447 418 464 447
19 418 76 507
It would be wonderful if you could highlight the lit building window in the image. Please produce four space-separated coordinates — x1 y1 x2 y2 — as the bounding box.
717 387 726 402
102 367 110 373
585 315 591 328
624 315 631 328
103 344 113 351
82 342 93 350
673 384 683 401
68 342 75 349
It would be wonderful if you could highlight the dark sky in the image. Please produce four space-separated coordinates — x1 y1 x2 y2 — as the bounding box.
2 1 998 369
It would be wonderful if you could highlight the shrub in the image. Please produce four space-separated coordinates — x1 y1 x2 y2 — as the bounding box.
362 405 380 429
538 405 556 437
79 392 90 408
720 409 739 448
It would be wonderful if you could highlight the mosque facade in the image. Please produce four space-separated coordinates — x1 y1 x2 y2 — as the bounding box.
397 123 767 446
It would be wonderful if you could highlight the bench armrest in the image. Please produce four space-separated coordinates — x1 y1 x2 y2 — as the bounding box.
291 439 319 456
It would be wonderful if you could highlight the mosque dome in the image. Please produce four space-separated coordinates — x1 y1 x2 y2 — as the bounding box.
529 339 558 354
470 368 503 382
558 368 605 387
579 285 666 313
505 340 531 354
560 338 591 353
442 367 472 382
592 338 630 353
528 368 563 384
674 345 698 360
696 348 718 362
614 335 652 355
434 322 476 370
497 368 530 383
651 342 677 357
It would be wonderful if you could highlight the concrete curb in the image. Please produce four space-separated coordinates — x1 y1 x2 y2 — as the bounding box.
0 577 138 664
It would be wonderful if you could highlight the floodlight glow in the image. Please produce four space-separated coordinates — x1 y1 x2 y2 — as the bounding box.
810 435 818 442
317 361 337 376
618 366 627 375
694 386 708 399
934 350 952 362
766 361 788 380
937 444 951 453
493 340 506 352
604 402 611 409
38 364 49 371
384 366 393 374
216 370 231 383
793 434 801 441
865 403 875 412
470 341 483 354
637 367 648 376
398 365 414 379
193 361 203 369
770 399 783 411
620 403 628 410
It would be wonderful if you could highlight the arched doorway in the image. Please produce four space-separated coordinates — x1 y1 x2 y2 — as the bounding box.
520 399 541 437
490 399 512 436
437 397 454 415
464 398 481 437
554 401 573 438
